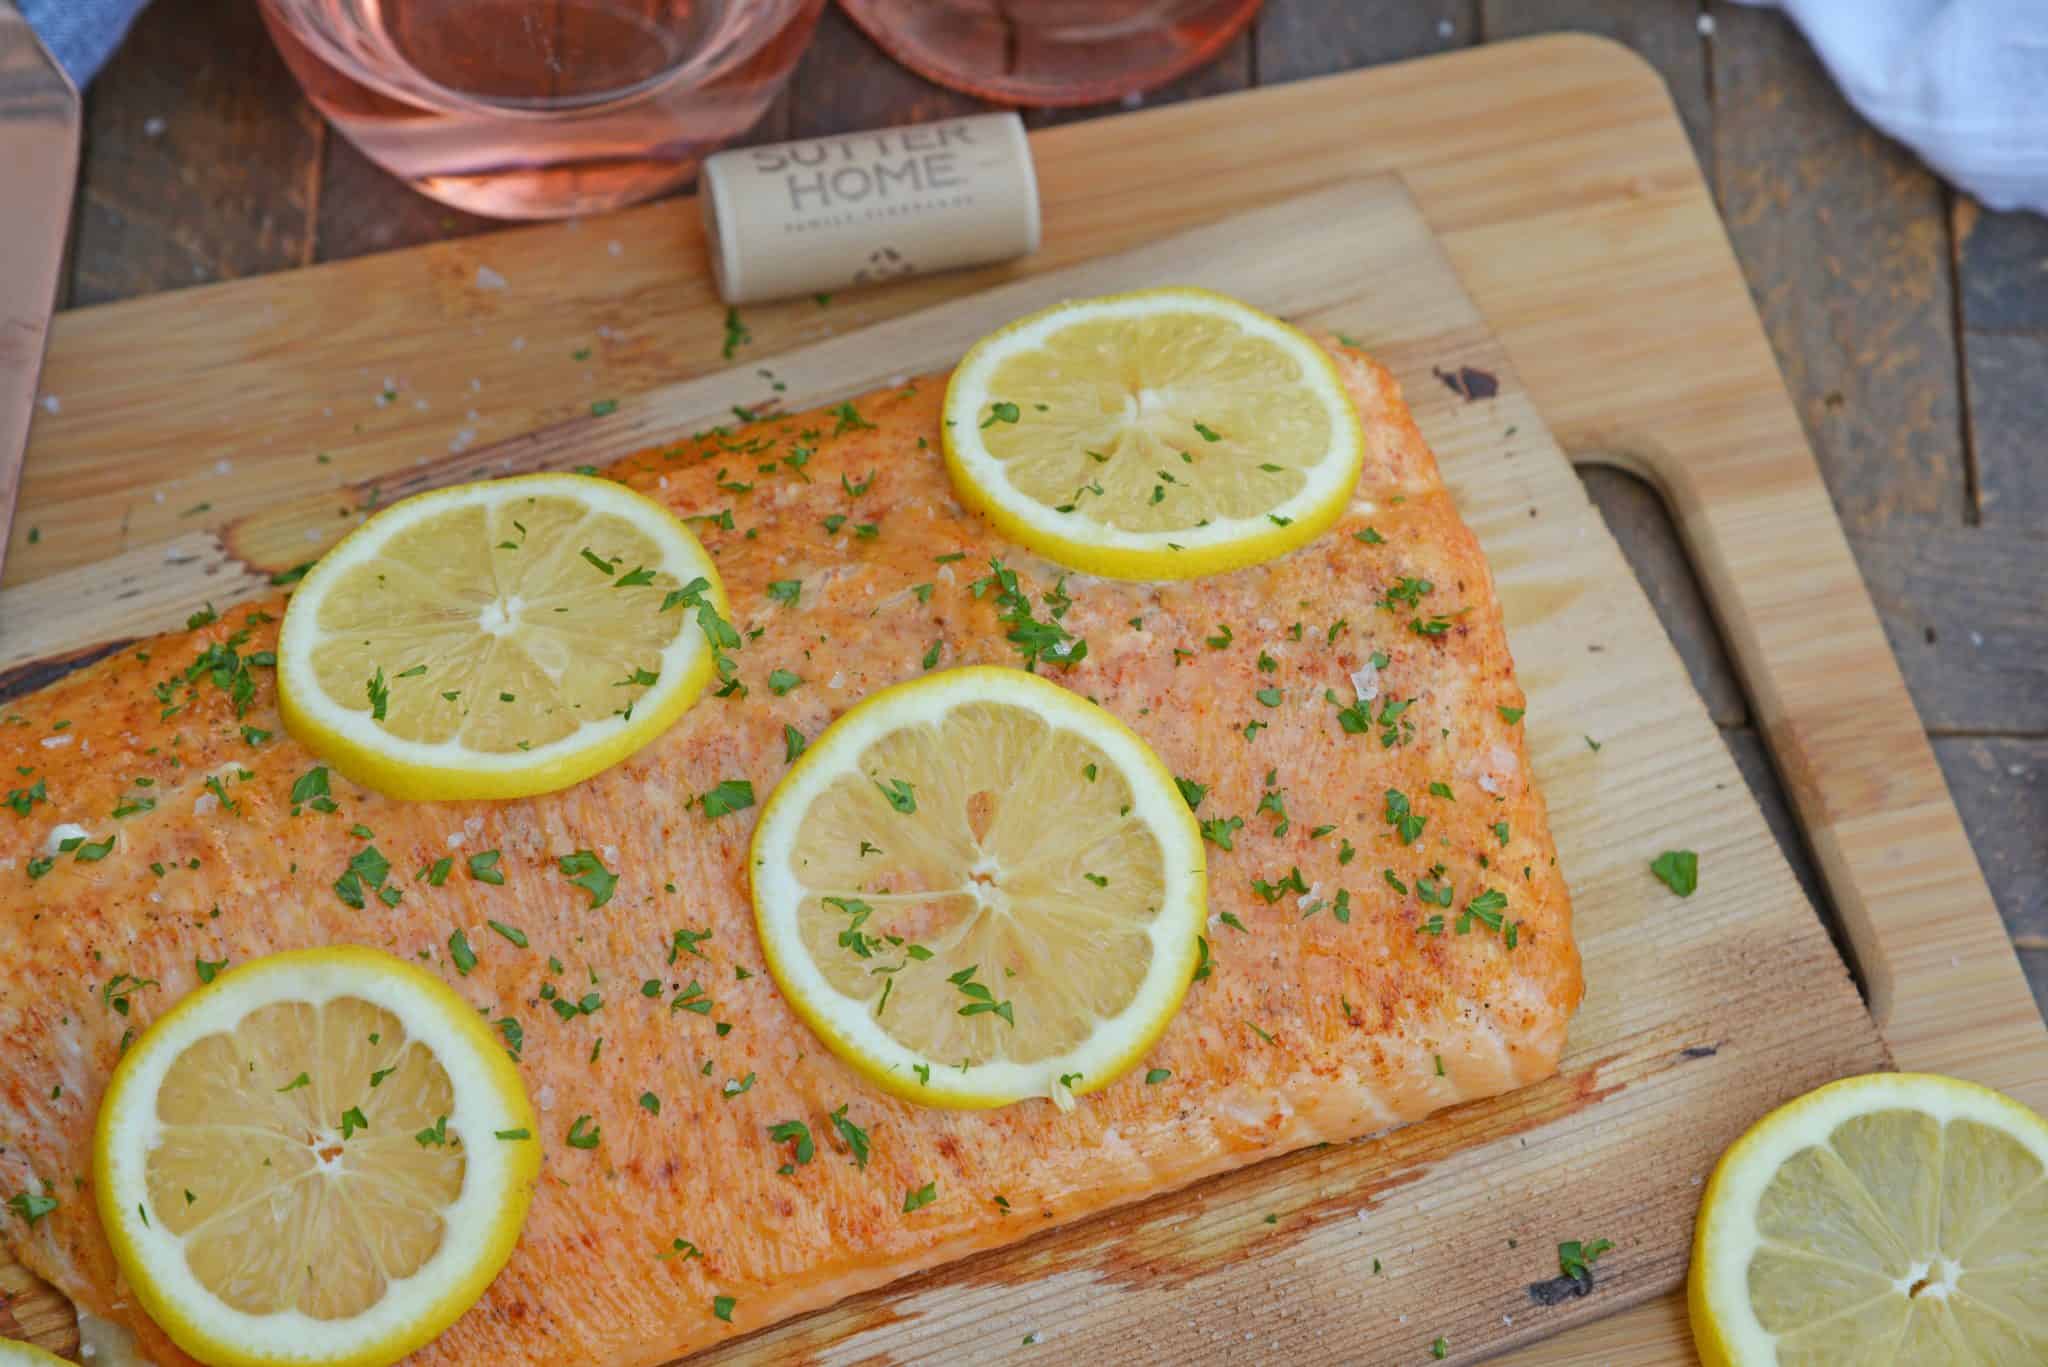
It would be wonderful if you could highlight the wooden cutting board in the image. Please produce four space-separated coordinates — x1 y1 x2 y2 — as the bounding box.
3 35 2042 1367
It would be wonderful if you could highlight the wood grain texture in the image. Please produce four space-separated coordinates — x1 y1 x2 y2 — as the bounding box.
13 39 2046 1365
1707 2 1969 535
1256 0 1476 80
1855 528 2048 735
313 134 498 264
1483 0 1710 166
1577 467 1745 729
0 1254 76 1359
68 0 321 308
1958 329 2048 533
1953 198 2048 332
0 176 1889 1367
1934 737 2048 1019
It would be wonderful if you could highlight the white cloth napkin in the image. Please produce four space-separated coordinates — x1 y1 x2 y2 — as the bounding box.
1737 0 2048 214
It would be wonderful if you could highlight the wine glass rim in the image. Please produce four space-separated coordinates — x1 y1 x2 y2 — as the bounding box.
263 0 811 118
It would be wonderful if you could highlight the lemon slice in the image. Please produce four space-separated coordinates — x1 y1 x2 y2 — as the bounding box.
93 946 539 1367
277 473 727 800
940 287 1365 580
1690 1072 2048 1365
0 1340 72 1366
750 666 1205 1108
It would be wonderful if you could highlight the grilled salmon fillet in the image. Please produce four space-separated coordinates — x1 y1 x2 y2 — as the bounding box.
0 341 1580 1365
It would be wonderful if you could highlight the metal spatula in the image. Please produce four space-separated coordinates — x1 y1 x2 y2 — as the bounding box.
0 0 79 578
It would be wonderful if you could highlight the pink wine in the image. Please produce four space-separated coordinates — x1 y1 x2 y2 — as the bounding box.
835 0 1264 107
261 0 824 219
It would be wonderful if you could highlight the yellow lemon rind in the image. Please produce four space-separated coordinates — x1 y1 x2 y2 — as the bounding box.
940 287 1365 582
750 666 1206 1110
92 946 540 1367
1687 1070 2048 1367
275 473 724 802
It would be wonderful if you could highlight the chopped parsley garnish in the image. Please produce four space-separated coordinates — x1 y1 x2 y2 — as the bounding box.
969 559 1087 671
721 306 750 360
1383 788 1426 845
701 778 755 818
829 1105 870 1168
566 1114 602 1148
767 668 803 695
484 919 526 948
590 398 619 417
339 1106 369 1139
288 764 333 814
1378 576 1432 612
829 401 874 435
766 579 801 606
4 778 47 816
947 964 1014 1024
448 929 478 975
277 1072 311 1092
1145 1068 1172 1084
1559 1237 1615 1284
1200 815 1244 850
712 1295 737 1322
669 927 713 962
365 668 389 722
1651 849 1699 897
721 1072 755 1099
415 1115 449 1147
467 850 505 885
874 778 917 813
1175 777 1207 809
7 1191 58 1226
1250 867 1308 904
768 1120 814 1167
1355 526 1385 544
782 724 806 762
1498 705 1524 724
558 850 618 907
640 1092 662 1115
980 401 1020 428
903 1181 938 1213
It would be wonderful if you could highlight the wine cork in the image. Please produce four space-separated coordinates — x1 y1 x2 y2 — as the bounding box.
699 112 1040 305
